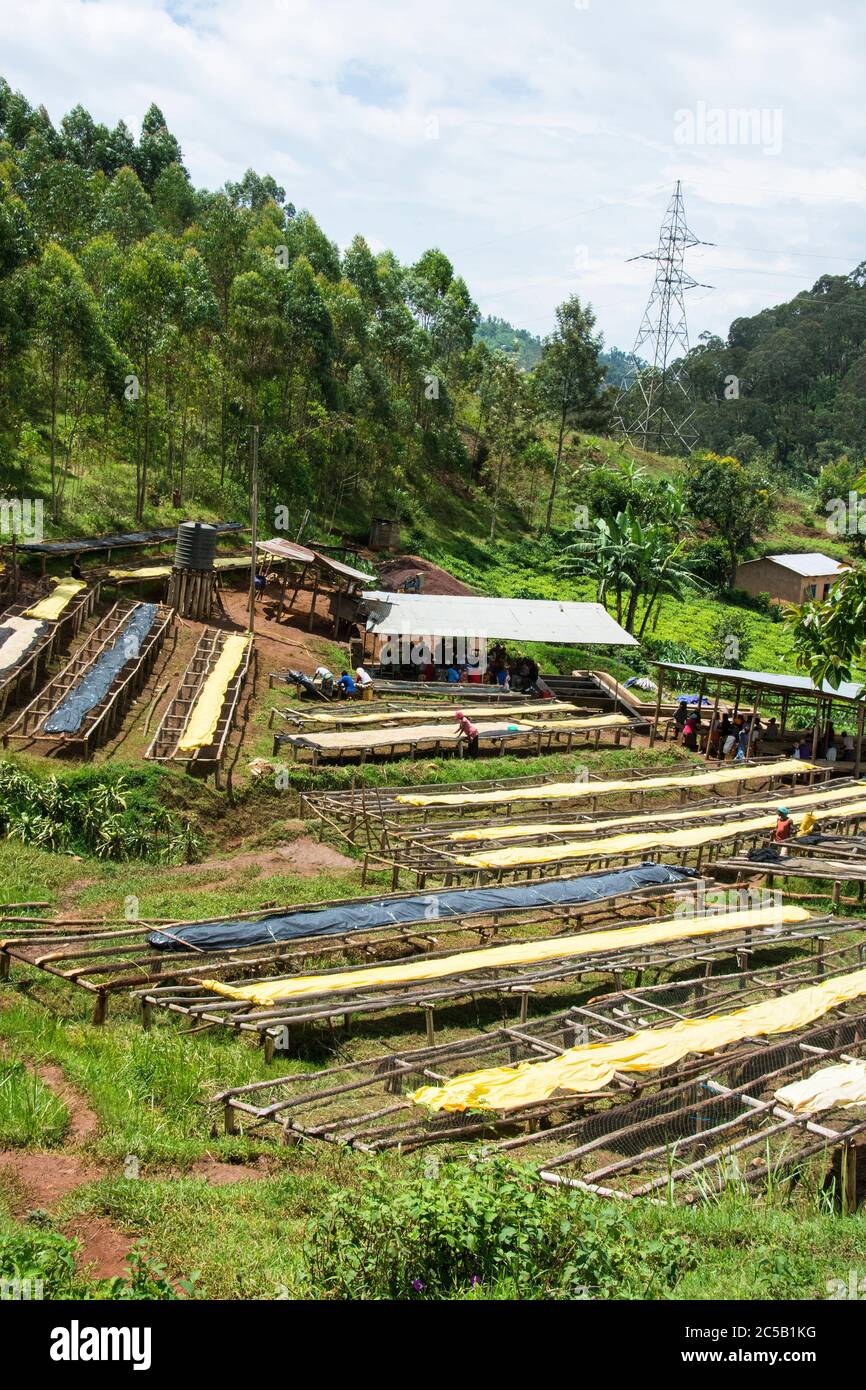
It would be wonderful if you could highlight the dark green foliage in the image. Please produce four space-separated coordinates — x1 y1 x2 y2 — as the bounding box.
0 761 203 862
303 1155 694 1300
0 77 510 542
687 269 866 469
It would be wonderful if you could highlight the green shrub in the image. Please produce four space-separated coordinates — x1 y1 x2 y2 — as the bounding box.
303 1155 694 1300
0 762 203 864
0 1225 81 1297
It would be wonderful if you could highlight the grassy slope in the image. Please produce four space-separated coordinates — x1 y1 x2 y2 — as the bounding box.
2 736 865 1299
3 440 865 1300
400 435 849 678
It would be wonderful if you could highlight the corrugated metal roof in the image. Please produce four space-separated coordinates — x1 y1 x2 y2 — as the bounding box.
362 593 638 645
257 538 316 564
257 538 374 582
657 660 864 702
764 553 849 578
318 553 377 584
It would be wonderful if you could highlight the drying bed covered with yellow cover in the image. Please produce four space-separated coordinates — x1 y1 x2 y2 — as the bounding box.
446 783 861 842
411 965 866 1112
198 903 811 1007
24 577 86 621
396 758 818 808
177 633 251 753
449 787 866 870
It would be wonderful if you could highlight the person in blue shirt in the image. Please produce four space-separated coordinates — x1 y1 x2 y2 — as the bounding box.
338 671 356 698
446 665 460 682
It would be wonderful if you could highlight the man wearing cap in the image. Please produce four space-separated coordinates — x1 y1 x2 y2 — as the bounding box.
454 709 479 759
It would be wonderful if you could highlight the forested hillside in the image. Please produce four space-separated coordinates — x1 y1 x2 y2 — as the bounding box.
0 78 613 546
2 75 863 638
683 269 866 474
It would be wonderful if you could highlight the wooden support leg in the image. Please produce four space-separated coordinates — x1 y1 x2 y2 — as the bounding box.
91 990 108 1026
224 1101 238 1136
841 1142 858 1215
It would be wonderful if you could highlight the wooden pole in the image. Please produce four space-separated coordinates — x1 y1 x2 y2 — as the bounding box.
810 697 821 763
746 684 761 761
247 424 258 636
706 679 721 761
649 664 663 747
855 700 864 779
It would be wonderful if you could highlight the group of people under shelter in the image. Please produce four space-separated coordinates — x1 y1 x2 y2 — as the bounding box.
673 700 855 764
418 643 545 694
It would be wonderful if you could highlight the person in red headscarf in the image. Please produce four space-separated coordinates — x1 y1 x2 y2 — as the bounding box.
454 709 479 759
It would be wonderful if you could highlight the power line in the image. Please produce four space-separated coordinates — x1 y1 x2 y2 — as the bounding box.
615 181 710 456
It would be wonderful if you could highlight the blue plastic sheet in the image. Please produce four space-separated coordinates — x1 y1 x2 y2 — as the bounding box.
149 862 698 952
43 604 159 734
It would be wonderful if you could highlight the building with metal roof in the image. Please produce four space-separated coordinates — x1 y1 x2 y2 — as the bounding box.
735 552 850 604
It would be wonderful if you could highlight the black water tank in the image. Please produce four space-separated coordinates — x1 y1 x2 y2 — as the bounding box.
175 521 217 571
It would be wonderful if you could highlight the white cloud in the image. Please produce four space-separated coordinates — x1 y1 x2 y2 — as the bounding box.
2 0 865 345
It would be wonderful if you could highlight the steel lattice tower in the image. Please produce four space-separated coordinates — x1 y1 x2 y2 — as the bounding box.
615 181 712 456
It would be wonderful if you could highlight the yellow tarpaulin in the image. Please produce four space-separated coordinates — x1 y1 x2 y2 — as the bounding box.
775 1061 866 1114
177 634 250 753
411 966 866 1112
396 758 818 808
24 578 86 621
109 565 172 580
451 792 866 870
109 556 251 581
447 781 866 843
198 904 811 1007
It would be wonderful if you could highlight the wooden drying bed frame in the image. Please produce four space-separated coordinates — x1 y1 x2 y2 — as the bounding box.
363 679 548 700
715 837 866 908
274 715 641 766
0 585 100 720
145 625 254 783
299 758 831 848
370 796 866 892
210 939 866 1187
136 910 857 1060
0 872 705 1023
379 778 865 874
2 600 174 758
537 1017 866 1205
268 698 591 733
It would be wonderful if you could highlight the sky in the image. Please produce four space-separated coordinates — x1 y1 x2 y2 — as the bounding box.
3 0 866 351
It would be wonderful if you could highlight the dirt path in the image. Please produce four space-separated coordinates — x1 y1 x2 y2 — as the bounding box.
168 835 355 887
0 1058 133 1277
0 1055 274 1281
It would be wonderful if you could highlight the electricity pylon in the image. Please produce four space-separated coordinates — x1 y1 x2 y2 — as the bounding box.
615 181 712 457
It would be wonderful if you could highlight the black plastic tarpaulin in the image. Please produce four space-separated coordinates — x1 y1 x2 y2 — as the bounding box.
19 522 242 555
149 862 699 952
43 603 158 734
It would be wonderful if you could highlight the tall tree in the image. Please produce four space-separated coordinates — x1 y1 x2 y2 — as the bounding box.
28 242 123 519
536 296 605 531
684 453 775 587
